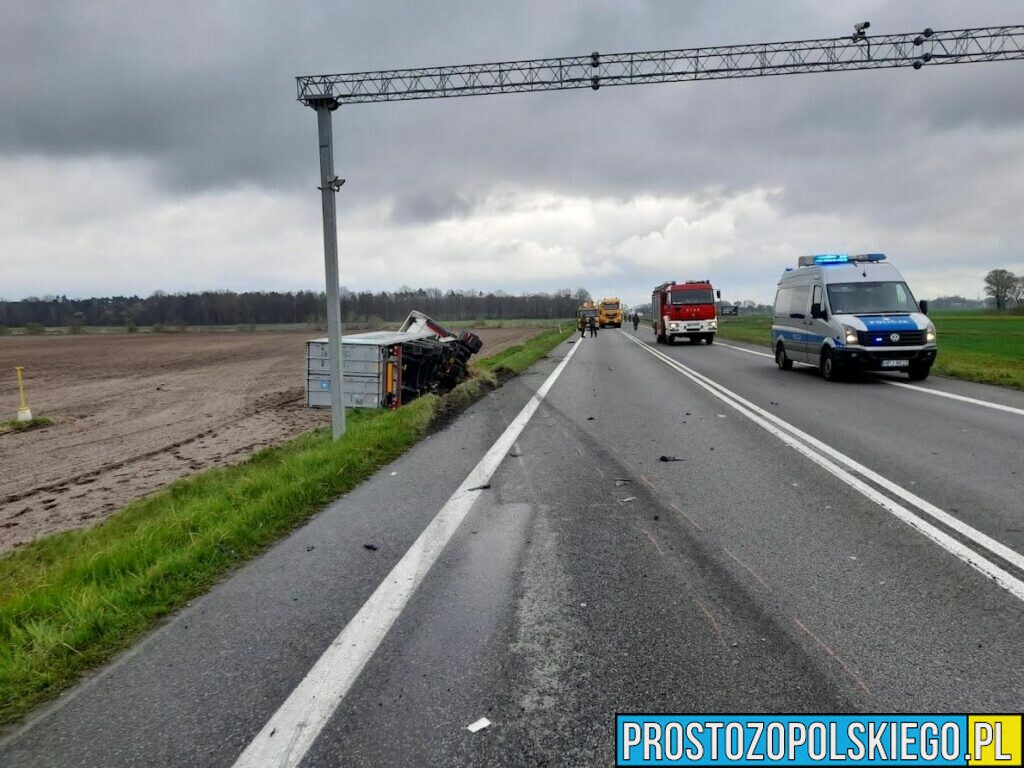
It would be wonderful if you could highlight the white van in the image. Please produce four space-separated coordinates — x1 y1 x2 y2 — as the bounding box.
771 254 937 381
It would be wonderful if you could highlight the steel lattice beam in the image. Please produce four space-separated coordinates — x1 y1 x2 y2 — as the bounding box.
297 25 1024 105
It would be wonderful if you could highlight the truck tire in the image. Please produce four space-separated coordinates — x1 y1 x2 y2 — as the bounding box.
705 334 714 345
666 335 674 345
907 363 931 381
656 332 665 344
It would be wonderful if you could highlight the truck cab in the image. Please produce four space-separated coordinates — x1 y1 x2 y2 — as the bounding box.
598 298 623 328
771 253 937 381
651 280 720 345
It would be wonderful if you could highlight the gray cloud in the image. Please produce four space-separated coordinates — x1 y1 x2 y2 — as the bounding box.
0 0 1021 303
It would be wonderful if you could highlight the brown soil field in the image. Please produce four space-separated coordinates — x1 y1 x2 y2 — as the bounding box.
0 327 538 552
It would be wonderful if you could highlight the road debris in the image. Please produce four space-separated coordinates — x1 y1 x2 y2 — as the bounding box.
620 497 637 503
659 456 685 462
467 484 491 491
362 543 378 551
467 718 491 733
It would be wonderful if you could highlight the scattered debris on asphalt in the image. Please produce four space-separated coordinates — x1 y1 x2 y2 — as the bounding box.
306 545 315 552
467 718 491 733
467 483 491 491
620 497 637 503
659 456 685 462
586 416 595 421
363 543 378 551
614 478 631 486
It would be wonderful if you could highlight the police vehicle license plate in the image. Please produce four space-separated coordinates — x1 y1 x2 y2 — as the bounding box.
881 359 910 368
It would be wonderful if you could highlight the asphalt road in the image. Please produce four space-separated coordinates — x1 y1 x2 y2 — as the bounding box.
2 327 1022 767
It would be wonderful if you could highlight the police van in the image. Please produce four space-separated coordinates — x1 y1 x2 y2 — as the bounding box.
771 254 937 381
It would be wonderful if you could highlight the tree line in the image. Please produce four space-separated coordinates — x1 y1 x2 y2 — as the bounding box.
0 287 591 328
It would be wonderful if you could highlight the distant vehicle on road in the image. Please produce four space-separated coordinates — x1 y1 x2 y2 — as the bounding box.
576 300 599 335
720 304 740 316
651 280 721 345
598 298 623 328
772 253 937 381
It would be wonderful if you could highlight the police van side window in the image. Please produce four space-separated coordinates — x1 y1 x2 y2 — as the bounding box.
790 285 810 317
774 287 791 317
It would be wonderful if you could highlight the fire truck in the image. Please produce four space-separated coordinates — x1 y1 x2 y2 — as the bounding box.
651 280 721 345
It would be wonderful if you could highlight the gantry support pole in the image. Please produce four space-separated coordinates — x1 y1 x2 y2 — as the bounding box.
309 96 345 439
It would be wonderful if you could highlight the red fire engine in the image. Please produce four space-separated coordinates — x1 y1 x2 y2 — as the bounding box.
651 280 721 345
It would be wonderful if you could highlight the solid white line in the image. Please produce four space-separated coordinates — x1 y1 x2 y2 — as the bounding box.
621 332 1024 602
233 338 583 768
716 341 773 359
715 340 1024 416
884 380 1024 416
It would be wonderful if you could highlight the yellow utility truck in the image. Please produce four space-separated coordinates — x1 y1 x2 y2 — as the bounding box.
598 297 623 328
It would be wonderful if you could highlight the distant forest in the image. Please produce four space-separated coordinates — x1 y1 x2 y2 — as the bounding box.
0 287 592 328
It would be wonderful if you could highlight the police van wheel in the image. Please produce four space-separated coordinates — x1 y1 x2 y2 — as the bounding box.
820 348 841 381
775 343 793 371
907 363 931 381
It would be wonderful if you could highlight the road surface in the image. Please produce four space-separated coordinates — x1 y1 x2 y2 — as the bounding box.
2 327 1022 766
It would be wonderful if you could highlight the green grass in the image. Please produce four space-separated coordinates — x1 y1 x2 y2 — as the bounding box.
0 417 53 435
715 312 1024 389
0 325 572 725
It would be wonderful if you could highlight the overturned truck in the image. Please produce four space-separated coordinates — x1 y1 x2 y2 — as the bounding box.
306 311 483 410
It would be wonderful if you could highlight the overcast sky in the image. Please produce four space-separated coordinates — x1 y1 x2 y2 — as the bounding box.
1 1 1022 306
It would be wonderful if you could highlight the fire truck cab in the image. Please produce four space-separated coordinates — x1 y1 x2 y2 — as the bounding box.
651 280 721 345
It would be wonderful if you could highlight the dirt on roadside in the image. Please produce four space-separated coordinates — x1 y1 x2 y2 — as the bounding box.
0 327 539 552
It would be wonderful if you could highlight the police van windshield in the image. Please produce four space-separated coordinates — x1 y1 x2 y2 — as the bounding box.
671 289 714 305
826 281 919 315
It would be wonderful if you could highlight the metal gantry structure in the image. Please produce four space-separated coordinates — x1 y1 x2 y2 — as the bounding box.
299 24 1024 438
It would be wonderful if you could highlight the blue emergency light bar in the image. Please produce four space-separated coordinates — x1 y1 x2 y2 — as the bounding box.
797 253 887 267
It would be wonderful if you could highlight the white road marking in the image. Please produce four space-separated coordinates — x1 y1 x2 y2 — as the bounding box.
233 338 583 768
715 340 1024 416
622 332 1024 602
884 380 1024 416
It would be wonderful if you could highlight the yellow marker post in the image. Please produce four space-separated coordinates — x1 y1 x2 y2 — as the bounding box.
14 366 32 422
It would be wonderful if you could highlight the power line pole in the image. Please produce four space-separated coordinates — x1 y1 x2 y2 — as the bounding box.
309 96 346 439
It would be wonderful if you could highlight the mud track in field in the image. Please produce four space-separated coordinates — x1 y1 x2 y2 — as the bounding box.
0 327 537 551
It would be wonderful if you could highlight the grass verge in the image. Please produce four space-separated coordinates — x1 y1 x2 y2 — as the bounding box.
715 313 1024 389
0 417 53 436
0 325 573 725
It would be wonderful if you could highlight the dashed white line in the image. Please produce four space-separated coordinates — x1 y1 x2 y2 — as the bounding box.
622 331 1024 603
233 337 583 768
715 340 1024 416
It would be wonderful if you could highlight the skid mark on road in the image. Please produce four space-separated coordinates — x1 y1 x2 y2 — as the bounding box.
793 618 872 696
693 597 728 649
668 501 701 530
722 547 773 592
641 528 665 557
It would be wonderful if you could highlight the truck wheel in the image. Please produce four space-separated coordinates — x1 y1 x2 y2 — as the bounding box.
820 348 842 381
907 363 931 381
666 335 674 345
688 336 699 345
656 332 665 344
775 343 793 371
705 334 714 345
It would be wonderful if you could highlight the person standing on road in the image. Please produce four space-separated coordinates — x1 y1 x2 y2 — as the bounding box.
587 315 598 337
632 312 639 331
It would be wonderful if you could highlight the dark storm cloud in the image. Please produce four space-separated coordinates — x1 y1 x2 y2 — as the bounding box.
2 0 1019 202
1 0 1022 302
